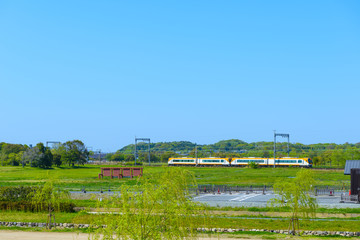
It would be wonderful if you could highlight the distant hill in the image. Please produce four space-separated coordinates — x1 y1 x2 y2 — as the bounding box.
118 139 360 155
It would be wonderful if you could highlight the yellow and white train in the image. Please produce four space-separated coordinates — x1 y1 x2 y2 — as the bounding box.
168 157 231 166
168 157 312 167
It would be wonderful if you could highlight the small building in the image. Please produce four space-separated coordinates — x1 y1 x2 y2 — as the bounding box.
344 160 360 175
344 160 360 196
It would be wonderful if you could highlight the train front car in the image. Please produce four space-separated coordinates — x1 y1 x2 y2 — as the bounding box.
302 158 312 168
168 157 196 166
267 157 313 167
198 158 231 167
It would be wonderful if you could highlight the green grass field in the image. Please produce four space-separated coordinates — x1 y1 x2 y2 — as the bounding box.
0 165 349 191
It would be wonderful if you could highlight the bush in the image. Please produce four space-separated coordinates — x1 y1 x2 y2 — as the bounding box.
0 186 39 201
0 201 75 212
0 186 75 213
249 162 259 169
123 161 143 166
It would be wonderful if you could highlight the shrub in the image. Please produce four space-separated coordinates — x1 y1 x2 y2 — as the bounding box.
0 201 75 212
123 161 143 166
249 162 259 169
0 186 39 201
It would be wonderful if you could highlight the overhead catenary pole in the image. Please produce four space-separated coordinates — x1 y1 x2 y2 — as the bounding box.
273 131 290 168
46 141 61 149
148 140 151 166
274 130 276 168
134 138 137 166
287 136 290 157
195 143 198 166
134 137 151 166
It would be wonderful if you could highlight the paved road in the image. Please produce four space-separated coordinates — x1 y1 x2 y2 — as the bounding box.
193 192 360 208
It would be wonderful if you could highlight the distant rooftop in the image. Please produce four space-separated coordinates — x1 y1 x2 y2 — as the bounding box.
344 160 360 175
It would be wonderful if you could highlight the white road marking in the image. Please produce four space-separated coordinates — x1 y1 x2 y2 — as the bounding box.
229 194 260 202
193 195 210 199
194 193 240 199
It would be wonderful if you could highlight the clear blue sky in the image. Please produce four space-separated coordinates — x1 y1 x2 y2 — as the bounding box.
0 1 359 152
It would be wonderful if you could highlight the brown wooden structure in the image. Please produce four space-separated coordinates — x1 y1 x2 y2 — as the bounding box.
98 167 143 179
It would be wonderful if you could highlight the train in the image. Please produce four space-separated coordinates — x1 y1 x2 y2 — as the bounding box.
168 157 312 167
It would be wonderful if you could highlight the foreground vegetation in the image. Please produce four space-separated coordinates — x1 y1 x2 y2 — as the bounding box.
0 166 357 239
1 211 360 233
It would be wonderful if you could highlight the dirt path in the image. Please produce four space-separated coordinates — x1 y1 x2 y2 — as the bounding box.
0 230 358 240
0 230 263 240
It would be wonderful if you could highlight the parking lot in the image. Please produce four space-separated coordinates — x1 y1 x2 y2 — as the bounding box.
193 192 360 208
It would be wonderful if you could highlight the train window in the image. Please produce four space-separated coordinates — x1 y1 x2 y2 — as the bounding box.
203 160 220 163
173 159 194 163
298 160 302 163
237 160 249 163
275 160 297 163
249 160 264 163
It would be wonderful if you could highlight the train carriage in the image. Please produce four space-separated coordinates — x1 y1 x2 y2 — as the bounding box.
231 157 268 166
169 157 312 167
168 157 230 166
168 157 196 166
231 157 312 167
198 158 231 166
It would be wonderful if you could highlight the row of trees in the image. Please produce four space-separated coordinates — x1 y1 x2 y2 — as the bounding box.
2 139 360 167
0 140 88 168
105 152 173 163
119 139 360 154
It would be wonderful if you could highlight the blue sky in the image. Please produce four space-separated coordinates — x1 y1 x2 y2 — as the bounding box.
0 1 359 152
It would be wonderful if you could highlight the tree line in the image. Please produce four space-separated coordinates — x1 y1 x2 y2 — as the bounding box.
0 140 88 168
2 139 360 167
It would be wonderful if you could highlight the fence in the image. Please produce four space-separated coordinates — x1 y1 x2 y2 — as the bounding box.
314 187 335 196
340 193 359 203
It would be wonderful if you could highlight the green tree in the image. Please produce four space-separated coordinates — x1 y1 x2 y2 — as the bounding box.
53 154 62 167
160 151 179 163
125 154 135 162
262 150 271 158
105 153 113 161
29 176 71 229
271 169 317 235
62 140 88 166
91 168 207 240
110 152 125 161
22 143 53 168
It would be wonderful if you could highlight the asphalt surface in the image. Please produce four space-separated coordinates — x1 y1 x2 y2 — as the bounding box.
193 192 360 208
70 191 360 209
